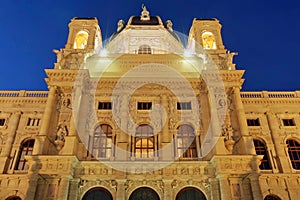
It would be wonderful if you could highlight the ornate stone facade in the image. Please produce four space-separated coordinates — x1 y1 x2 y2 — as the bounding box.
0 8 300 200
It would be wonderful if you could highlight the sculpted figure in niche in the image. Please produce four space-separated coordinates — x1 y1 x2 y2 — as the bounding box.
56 124 68 142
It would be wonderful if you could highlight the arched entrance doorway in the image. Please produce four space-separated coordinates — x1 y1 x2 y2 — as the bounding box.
129 187 160 200
176 187 206 200
264 194 281 200
5 196 22 200
82 187 112 200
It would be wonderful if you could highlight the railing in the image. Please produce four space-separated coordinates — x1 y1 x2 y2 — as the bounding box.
241 91 300 98
0 90 48 97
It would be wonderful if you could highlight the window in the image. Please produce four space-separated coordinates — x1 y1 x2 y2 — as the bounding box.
90 124 113 159
282 119 295 126
73 30 89 49
138 45 152 54
98 102 112 110
253 139 272 170
264 194 281 200
27 118 40 126
202 31 216 50
5 196 22 200
137 102 152 110
82 187 113 200
0 118 5 126
176 187 207 200
177 125 197 159
15 139 35 170
247 118 260 126
134 125 155 159
129 187 159 200
177 102 192 110
286 139 300 170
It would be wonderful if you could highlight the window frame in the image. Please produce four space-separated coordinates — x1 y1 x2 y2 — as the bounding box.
98 102 112 110
176 125 197 159
0 118 5 126
15 139 35 171
137 102 152 110
133 124 155 159
253 139 272 170
89 124 114 159
282 119 295 126
247 118 260 126
177 102 192 110
286 139 300 170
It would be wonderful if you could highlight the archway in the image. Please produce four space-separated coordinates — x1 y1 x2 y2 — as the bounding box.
5 196 22 200
129 187 160 200
82 187 112 200
264 194 281 200
176 187 206 200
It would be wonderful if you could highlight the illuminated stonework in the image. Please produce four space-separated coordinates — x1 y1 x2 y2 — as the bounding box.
0 7 300 200
74 30 89 49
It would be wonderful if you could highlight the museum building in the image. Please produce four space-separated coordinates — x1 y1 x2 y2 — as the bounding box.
0 7 300 200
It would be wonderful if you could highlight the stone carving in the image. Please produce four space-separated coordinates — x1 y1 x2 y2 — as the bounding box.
54 124 68 151
222 102 235 153
117 20 125 32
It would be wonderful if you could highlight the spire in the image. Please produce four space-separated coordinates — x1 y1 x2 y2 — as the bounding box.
141 4 150 21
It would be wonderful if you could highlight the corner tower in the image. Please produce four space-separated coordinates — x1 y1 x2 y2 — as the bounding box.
54 18 102 69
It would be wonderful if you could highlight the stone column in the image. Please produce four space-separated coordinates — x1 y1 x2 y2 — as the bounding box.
57 177 70 200
218 175 232 200
116 95 129 160
248 174 263 200
40 86 57 136
160 94 169 143
232 87 255 154
0 112 22 173
160 94 173 160
1 112 22 157
209 178 221 200
25 176 39 200
265 112 291 173
116 179 126 200
68 179 79 200
33 86 57 155
163 180 173 200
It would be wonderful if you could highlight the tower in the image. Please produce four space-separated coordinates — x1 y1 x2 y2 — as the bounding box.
54 18 102 70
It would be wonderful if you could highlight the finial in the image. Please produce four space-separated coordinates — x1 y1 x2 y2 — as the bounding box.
140 4 150 21
142 4 147 11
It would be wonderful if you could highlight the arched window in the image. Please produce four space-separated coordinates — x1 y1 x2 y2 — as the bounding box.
286 139 300 170
15 139 34 170
82 187 112 200
138 45 152 54
176 125 197 159
264 194 281 200
129 187 160 200
202 31 216 50
134 125 155 159
89 124 113 159
73 30 89 49
5 196 22 200
253 139 272 170
176 187 207 200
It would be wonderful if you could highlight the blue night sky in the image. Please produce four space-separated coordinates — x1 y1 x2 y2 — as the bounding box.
0 0 299 91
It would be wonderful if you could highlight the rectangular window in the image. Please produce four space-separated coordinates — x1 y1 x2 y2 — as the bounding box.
283 119 295 126
137 102 152 110
247 118 260 126
177 102 192 110
0 118 5 126
27 118 40 126
98 102 112 110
